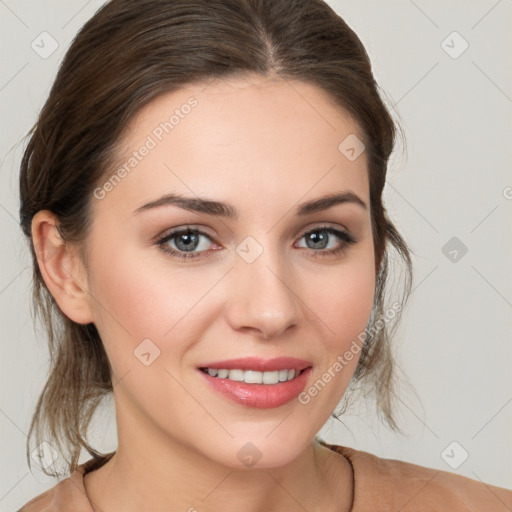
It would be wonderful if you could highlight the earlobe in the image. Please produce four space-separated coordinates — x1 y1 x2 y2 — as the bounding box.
31 210 94 325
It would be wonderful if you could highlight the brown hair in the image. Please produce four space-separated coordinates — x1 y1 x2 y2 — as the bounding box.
19 0 413 477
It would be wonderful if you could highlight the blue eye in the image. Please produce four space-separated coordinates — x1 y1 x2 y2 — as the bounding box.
156 228 212 260
155 225 357 261
298 226 357 258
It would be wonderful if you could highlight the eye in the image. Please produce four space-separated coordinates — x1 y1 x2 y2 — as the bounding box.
155 225 357 261
155 227 215 260
295 225 357 258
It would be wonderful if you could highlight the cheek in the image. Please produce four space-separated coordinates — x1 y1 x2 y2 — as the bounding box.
310 246 376 353
86 242 222 368
296 252 376 408
85 245 181 362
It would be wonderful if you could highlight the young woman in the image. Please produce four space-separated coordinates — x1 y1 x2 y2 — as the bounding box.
17 0 512 510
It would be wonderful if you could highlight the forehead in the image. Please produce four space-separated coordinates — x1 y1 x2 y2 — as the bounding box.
97 75 369 218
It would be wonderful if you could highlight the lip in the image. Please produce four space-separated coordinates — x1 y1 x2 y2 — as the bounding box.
198 367 312 409
197 356 312 373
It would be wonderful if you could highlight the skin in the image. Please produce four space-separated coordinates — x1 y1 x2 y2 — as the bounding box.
32 74 376 512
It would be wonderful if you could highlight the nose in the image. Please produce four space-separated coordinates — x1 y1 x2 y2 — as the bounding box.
226 246 300 340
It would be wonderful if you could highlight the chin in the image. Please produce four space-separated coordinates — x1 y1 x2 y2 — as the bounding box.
196 430 312 470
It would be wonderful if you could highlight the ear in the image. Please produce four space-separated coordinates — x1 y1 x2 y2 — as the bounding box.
31 210 94 325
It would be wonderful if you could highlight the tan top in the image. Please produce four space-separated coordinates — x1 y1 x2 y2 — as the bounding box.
17 441 512 511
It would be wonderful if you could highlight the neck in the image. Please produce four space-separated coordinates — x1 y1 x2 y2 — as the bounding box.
83 394 353 512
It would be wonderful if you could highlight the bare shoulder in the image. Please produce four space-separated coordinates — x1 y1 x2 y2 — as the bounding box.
16 471 92 512
16 484 59 511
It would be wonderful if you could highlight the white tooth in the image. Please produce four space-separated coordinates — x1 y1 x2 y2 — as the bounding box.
207 368 297 383
244 370 263 384
263 370 279 384
278 369 289 382
228 369 245 381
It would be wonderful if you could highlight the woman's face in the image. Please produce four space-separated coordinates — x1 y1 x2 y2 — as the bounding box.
80 75 375 468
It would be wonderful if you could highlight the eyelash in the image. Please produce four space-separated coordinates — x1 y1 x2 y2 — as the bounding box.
155 225 357 261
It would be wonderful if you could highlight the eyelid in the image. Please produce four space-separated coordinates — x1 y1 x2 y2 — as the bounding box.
154 222 357 261
154 222 353 245
153 224 216 243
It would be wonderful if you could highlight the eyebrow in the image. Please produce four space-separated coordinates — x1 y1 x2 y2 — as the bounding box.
133 191 367 218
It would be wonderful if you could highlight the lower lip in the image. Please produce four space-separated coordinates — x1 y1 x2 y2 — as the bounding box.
198 367 312 409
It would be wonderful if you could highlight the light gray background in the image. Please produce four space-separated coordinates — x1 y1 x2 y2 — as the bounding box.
1 0 511 509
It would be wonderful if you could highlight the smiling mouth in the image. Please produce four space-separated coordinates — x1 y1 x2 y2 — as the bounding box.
199 367 310 385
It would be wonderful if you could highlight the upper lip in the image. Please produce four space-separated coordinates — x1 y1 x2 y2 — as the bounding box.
198 357 312 372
